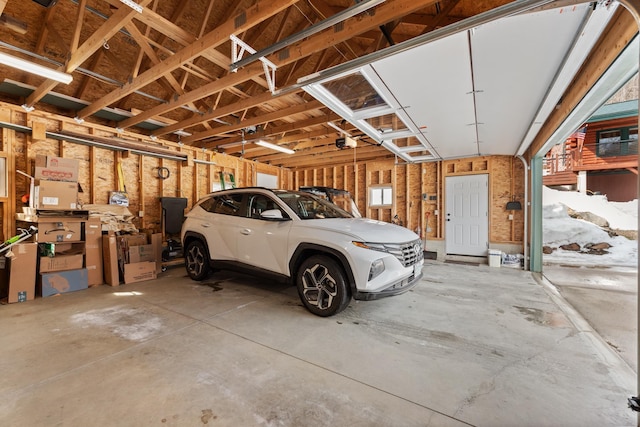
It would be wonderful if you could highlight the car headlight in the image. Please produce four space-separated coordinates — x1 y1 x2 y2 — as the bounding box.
352 241 388 253
368 259 385 281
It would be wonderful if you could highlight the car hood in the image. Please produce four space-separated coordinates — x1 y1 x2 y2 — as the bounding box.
295 218 420 243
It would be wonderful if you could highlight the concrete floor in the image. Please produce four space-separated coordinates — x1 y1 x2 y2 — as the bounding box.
0 261 636 426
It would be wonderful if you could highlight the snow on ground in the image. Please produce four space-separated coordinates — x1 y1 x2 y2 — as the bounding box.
543 187 638 268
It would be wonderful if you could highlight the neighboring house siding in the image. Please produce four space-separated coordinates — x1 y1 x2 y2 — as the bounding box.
587 171 637 201
577 116 638 171
544 102 638 202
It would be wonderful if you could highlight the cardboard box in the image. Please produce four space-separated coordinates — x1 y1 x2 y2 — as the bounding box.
35 154 79 182
40 268 88 297
2 243 37 303
121 234 148 247
34 180 78 210
102 235 120 286
151 233 163 274
34 165 78 182
39 253 84 273
36 220 82 243
124 261 156 284
85 218 103 286
129 244 154 263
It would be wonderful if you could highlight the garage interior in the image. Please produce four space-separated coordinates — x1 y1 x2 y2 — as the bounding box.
0 0 638 425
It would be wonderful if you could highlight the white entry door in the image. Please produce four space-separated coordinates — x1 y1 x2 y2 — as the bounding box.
445 174 488 256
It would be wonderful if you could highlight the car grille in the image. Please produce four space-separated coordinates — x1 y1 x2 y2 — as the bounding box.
385 239 423 267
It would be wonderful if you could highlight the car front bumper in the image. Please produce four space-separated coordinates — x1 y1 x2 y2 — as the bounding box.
352 269 423 301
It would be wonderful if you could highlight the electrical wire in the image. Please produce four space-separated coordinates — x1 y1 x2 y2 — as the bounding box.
156 167 170 179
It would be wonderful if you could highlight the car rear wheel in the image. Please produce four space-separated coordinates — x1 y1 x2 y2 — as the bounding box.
184 240 211 281
296 255 351 317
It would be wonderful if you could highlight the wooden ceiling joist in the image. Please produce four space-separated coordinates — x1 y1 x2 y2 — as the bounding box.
77 0 297 120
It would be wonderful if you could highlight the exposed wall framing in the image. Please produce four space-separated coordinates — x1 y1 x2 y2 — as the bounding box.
0 102 291 239
296 154 525 249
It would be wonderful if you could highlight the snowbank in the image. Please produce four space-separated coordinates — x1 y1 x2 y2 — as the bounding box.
543 187 637 268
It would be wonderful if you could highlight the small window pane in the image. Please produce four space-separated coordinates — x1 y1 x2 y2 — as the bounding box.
322 72 387 112
598 129 621 157
370 186 393 207
383 188 393 204
365 113 408 133
599 130 621 143
371 189 382 205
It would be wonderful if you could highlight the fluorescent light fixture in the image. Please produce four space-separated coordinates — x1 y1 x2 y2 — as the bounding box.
255 140 295 155
119 0 143 13
0 52 73 84
173 129 192 137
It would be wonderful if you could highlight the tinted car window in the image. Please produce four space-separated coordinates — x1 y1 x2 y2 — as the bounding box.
202 193 244 216
248 194 282 219
277 192 352 220
198 196 216 213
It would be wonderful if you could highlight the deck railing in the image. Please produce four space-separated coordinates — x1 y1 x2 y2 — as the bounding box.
544 140 638 176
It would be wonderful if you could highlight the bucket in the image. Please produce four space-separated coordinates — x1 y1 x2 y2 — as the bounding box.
488 249 502 268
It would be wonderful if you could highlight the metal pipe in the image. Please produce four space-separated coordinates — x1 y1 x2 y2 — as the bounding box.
193 159 217 166
0 121 189 162
516 155 529 271
229 0 386 71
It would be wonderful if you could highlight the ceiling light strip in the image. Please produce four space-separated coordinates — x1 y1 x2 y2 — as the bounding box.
0 52 73 84
255 140 294 154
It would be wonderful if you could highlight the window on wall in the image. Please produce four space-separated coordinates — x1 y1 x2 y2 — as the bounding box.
369 185 393 207
596 126 638 157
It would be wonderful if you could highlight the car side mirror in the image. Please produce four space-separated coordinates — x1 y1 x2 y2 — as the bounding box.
260 209 289 221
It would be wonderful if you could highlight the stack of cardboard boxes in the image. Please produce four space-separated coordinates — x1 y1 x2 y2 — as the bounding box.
30 155 92 297
33 154 79 210
103 233 161 286
1 154 163 304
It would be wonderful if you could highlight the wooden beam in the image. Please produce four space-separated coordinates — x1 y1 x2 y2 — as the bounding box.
274 0 439 68
124 22 203 112
206 112 341 148
0 14 27 34
99 0 439 131
132 4 269 92
183 100 325 144
25 0 154 107
70 0 87 54
152 90 299 137
308 0 359 59
77 0 297 120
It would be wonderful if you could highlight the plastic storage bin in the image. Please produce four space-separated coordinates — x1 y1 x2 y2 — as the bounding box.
488 249 502 267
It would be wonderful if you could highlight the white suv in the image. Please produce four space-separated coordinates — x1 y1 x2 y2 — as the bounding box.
181 187 423 316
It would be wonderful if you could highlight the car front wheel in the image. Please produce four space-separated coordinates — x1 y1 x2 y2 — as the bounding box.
184 240 211 281
296 255 351 317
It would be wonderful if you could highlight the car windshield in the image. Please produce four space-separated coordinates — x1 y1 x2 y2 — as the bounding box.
276 191 353 220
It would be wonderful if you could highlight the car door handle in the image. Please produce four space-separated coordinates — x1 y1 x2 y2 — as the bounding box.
201 223 211 228
241 228 252 235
